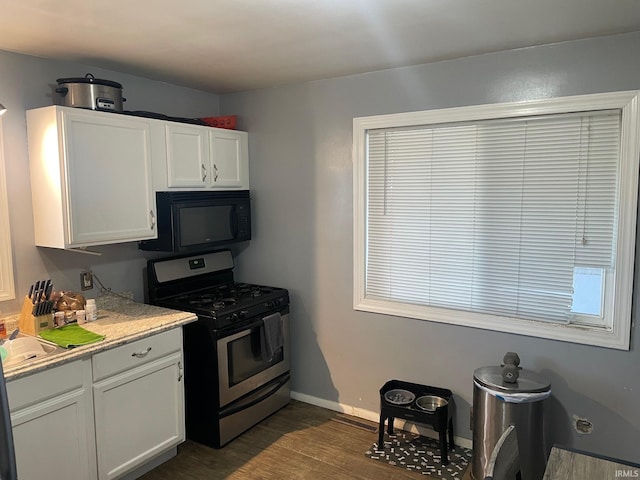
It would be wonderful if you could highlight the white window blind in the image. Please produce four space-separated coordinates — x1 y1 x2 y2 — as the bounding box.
365 111 620 325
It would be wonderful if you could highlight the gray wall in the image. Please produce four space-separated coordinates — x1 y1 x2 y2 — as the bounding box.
0 49 221 313
222 32 640 462
1 32 639 464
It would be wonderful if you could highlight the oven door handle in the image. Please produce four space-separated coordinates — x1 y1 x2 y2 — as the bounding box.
221 313 285 339
220 373 290 418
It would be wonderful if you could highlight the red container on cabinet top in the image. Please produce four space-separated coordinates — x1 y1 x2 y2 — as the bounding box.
200 115 237 129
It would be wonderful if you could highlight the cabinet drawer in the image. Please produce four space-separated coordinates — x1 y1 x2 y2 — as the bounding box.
92 329 182 382
7 359 88 412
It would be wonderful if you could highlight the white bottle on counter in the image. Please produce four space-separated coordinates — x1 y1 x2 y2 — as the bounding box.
54 311 65 327
85 299 98 321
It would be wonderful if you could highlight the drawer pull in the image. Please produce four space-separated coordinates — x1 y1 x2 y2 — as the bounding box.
131 347 152 358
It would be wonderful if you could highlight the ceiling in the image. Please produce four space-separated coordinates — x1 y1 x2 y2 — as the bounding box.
2 0 640 94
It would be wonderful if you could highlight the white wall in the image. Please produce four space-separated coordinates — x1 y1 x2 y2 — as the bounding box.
222 32 640 463
0 49 221 313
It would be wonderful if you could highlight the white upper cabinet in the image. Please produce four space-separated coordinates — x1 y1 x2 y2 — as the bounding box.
165 123 209 188
155 122 249 191
209 128 249 189
27 106 157 249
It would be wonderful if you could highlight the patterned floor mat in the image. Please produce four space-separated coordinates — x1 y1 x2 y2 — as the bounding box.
365 430 472 479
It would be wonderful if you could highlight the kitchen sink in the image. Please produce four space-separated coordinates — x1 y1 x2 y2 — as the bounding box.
1 333 62 368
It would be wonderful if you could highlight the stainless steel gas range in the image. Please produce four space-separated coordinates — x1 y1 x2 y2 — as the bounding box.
146 249 290 448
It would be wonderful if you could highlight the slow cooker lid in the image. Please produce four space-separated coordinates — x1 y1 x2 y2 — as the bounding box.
56 73 122 89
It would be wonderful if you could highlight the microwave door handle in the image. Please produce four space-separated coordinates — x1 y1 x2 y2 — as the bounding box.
230 206 238 237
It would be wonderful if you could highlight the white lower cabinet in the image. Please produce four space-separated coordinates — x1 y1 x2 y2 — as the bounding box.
7 359 97 480
92 329 185 480
6 328 185 480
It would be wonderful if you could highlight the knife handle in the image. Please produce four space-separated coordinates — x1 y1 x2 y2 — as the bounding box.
43 280 52 301
31 281 40 303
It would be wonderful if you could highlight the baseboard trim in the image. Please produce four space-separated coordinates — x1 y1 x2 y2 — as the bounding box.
291 391 473 450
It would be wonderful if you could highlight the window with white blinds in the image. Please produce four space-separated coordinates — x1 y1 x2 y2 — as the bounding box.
353 92 640 350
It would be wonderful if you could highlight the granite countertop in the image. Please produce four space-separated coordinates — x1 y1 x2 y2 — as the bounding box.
2 292 197 380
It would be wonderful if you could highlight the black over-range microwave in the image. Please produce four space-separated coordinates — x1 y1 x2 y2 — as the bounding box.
139 191 251 253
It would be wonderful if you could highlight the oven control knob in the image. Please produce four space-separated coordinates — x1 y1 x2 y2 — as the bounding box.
238 310 248 320
266 299 280 309
231 313 239 321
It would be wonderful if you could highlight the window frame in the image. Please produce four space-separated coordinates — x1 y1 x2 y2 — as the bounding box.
353 91 640 350
0 117 15 302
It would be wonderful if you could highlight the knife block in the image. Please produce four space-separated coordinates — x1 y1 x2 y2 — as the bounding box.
18 296 53 336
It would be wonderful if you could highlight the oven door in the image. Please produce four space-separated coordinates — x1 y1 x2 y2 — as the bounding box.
217 312 290 407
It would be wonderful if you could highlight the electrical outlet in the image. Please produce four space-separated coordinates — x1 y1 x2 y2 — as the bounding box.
80 271 94 291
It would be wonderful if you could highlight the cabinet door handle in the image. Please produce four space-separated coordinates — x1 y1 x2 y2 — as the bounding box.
213 163 219 182
131 346 152 358
201 163 207 182
178 361 183 382
149 210 156 229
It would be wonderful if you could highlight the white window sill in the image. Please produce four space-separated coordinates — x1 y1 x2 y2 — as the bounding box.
355 298 630 350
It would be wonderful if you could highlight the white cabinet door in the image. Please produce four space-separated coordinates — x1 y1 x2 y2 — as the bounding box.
93 353 184 480
165 123 209 188
209 128 249 189
11 390 95 480
27 106 157 249
62 109 156 245
8 360 97 480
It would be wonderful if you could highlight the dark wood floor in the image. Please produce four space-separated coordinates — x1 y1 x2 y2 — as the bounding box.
140 400 470 480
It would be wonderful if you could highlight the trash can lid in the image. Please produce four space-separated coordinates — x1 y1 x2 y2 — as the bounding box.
474 366 550 393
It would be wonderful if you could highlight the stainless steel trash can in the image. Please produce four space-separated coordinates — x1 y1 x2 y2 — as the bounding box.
471 365 551 480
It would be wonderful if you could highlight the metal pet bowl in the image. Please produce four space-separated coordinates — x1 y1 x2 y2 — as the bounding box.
384 389 415 405
416 395 448 412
